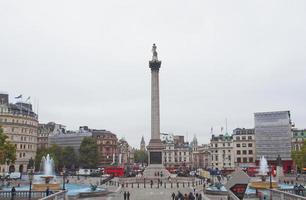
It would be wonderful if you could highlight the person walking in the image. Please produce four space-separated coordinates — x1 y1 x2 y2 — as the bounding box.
198 193 202 200
172 192 175 200
11 186 16 200
46 187 50 196
123 191 127 200
127 191 130 200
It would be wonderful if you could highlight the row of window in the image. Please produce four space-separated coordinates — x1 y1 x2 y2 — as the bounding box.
237 150 253 155
212 155 231 161
0 117 37 126
164 151 189 156
237 157 254 163
212 143 231 148
18 143 35 150
235 136 253 140
236 143 253 147
164 157 189 163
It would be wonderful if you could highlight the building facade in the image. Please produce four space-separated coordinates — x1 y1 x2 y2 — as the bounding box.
162 134 192 169
0 94 38 173
118 138 134 165
192 144 211 170
209 133 234 170
48 126 92 153
232 128 256 167
92 129 118 166
37 122 66 149
292 129 306 151
254 111 293 172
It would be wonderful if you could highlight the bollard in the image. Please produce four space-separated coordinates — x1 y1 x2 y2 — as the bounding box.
177 182 179 188
138 183 139 188
132 183 133 188
183 182 185 188
171 182 173 188
122 183 124 188
126 183 128 188
164 182 166 188
188 182 190 187
196 181 198 186
192 182 195 187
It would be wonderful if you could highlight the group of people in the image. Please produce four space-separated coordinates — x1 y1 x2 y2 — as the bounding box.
154 171 163 177
294 183 305 195
171 191 202 200
123 191 131 200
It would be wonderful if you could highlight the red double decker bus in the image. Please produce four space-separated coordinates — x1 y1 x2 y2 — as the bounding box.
104 166 124 177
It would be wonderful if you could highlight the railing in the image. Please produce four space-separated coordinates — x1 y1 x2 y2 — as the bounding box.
0 190 46 200
270 189 306 200
39 190 67 200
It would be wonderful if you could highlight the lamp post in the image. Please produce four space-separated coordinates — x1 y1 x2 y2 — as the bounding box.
269 165 272 200
62 167 66 190
28 169 34 200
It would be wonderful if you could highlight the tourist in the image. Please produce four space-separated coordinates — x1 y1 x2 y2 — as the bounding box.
198 193 202 200
298 184 304 196
294 183 299 195
172 192 176 200
189 192 195 200
11 186 16 200
184 193 188 200
195 193 198 200
123 191 127 200
46 187 50 196
127 191 130 200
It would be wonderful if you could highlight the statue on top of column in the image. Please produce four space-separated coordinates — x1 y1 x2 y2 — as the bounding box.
152 43 158 61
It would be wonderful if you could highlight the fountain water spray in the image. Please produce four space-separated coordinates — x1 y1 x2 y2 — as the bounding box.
258 156 269 176
40 154 55 176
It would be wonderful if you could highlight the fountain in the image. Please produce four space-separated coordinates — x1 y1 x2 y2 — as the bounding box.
249 156 278 189
33 154 60 191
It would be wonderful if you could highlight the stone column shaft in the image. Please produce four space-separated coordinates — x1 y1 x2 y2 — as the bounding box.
151 69 160 139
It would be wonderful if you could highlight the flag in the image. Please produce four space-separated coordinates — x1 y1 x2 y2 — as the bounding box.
15 95 22 99
211 127 213 133
26 96 31 101
221 126 224 132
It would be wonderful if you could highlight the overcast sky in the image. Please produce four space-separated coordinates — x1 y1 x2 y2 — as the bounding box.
1 0 306 148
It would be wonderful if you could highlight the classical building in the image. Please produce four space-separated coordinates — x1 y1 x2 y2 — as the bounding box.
140 136 146 151
254 111 293 172
162 134 192 169
118 138 134 165
0 93 38 173
37 122 65 149
48 126 92 153
291 129 306 151
232 128 256 167
209 133 234 170
92 129 118 166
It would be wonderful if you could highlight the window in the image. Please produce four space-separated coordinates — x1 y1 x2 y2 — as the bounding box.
243 158 247 163
223 143 225 147
236 144 240 147
237 150 241 155
242 150 247 155
236 136 240 140
248 143 252 147
242 143 246 147
237 158 241 163
249 157 254 162
228 143 230 146
242 136 246 140
248 150 253 154
248 136 252 140
215 144 217 147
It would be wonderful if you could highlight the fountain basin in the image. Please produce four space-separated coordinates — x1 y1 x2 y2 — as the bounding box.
33 183 61 191
249 181 278 189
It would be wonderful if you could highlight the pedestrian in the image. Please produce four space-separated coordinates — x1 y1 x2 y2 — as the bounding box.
193 187 196 194
11 186 16 200
127 191 130 200
46 187 50 196
198 193 202 200
196 193 199 200
123 191 127 200
172 192 175 200
184 193 188 200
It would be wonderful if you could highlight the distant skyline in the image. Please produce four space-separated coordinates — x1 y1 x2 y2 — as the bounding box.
1 0 306 148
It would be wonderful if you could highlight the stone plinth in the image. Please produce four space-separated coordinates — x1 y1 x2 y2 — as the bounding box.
143 164 170 178
33 183 61 191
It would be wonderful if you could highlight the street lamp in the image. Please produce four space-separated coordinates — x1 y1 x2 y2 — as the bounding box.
62 167 66 190
28 169 34 199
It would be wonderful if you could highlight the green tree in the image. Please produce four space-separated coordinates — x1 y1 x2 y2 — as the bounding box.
0 126 16 165
62 146 78 169
292 140 306 173
134 150 148 164
79 137 98 168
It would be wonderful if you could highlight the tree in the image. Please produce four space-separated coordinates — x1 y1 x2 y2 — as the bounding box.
292 140 306 173
79 137 98 168
0 126 16 165
134 150 148 164
62 146 78 169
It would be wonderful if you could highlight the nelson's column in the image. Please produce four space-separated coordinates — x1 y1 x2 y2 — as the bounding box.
144 44 170 177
